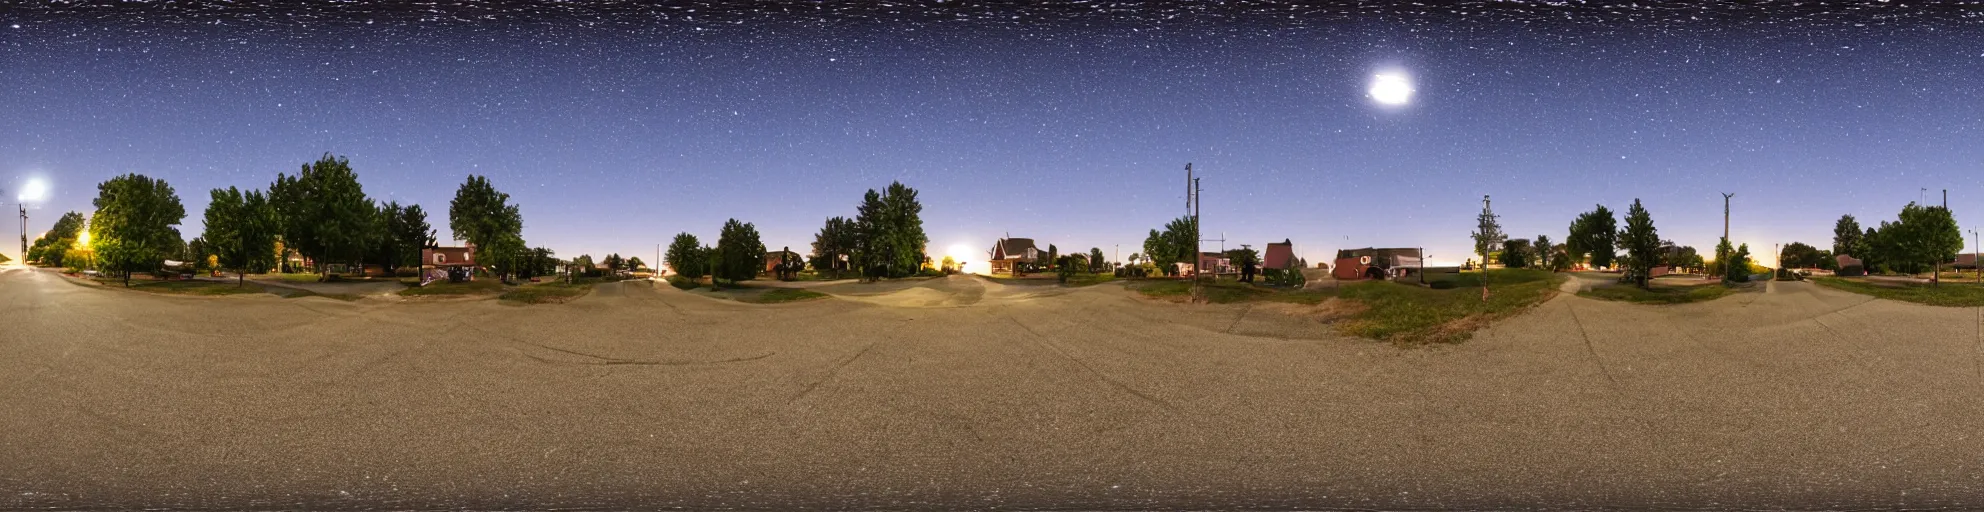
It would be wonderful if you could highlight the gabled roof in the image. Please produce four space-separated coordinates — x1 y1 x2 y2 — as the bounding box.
990 238 1038 261
1264 240 1295 269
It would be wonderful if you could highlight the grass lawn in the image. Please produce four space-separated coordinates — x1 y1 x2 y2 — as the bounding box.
1814 276 1984 307
1332 269 1563 344
1133 278 1330 304
265 273 325 283
118 280 270 296
499 282 593 304
1137 269 1565 345
1578 283 1737 304
735 288 830 304
1060 273 1118 287
399 279 505 297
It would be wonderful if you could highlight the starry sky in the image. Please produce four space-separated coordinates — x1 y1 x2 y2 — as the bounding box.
5 1 1983 270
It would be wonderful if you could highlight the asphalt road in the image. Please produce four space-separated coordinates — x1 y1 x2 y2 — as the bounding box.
3 267 1981 510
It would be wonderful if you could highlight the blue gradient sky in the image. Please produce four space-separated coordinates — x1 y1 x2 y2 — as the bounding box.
5 3 1982 269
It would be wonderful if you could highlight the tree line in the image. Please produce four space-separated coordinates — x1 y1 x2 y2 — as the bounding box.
27 154 547 286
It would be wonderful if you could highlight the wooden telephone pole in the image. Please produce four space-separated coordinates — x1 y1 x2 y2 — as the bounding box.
1722 193 1735 242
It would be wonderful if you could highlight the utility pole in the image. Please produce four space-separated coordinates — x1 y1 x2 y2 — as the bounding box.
1722 192 1735 242
1481 194 1492 301
18 204 26 265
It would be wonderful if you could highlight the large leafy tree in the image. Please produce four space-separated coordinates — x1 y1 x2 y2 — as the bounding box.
89 174 187 285
376 201 434 273
1088 247 1107 273
449 175 524 272
201 187 280 286
714 218 766 282
1568 205 1618 269
1500 239 1533 269
1142 216 1196 276
1892 202 1963 285
1616 199 1661 288
273 154 375 276
479 233 528 282
850 182 929 280
1779 242 1827 269
1832 215 1864 259
26 211 87 266
666 232 708 279
810 216 857 278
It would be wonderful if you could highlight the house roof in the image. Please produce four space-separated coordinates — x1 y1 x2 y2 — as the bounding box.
990 238 1038 261
1263 241 1295 269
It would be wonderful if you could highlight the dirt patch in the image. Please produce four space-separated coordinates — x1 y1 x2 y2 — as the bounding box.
1255 297 1368 323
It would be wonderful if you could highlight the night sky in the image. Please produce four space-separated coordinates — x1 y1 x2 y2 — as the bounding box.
5 1 1983 270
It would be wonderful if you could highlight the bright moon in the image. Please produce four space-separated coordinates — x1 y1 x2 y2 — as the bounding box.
18 178 48 202
1369 73 1414 106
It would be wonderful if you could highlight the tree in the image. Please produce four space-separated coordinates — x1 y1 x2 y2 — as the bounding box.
26 211 87 267
449 174 524 274
1057 254 1086 283
627 256 646 272
1833 215 1864 259
1893 203 1963 285
89 174 187 285
849 182 929 280
1500 239 1533 269
1616 199 1661 288
1534 234 1554 269
1142 217 1196 276
1471 197 1505 271
520 247 557 279
666 233 708 279
478 233 528 282
810 216 858 279
1568 205 1618 269
1089 247 1107 273
714 218 766 283
201 187 280 286
571 254 597 278
1046 244 1059 271
376 201 433 273
939 255 959 274
1779 242 1827 269
1715 237 1754 282
1665 245 1702 272
603 253 625 272
275 154 375 277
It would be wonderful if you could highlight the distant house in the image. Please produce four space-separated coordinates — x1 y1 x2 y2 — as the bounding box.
1196 252 1233 276
421 242 477 282
1334 247 1423 281
1956 253 1979 270
761 250 801 273
987 237 1040 275
1263 239 1296 270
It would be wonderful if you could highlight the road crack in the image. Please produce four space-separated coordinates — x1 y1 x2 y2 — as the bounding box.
1565 301 1619 389
1007 315 1181 414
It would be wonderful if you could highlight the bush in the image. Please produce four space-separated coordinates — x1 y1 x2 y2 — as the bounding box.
1265 267 1306 288
916 267 945 278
